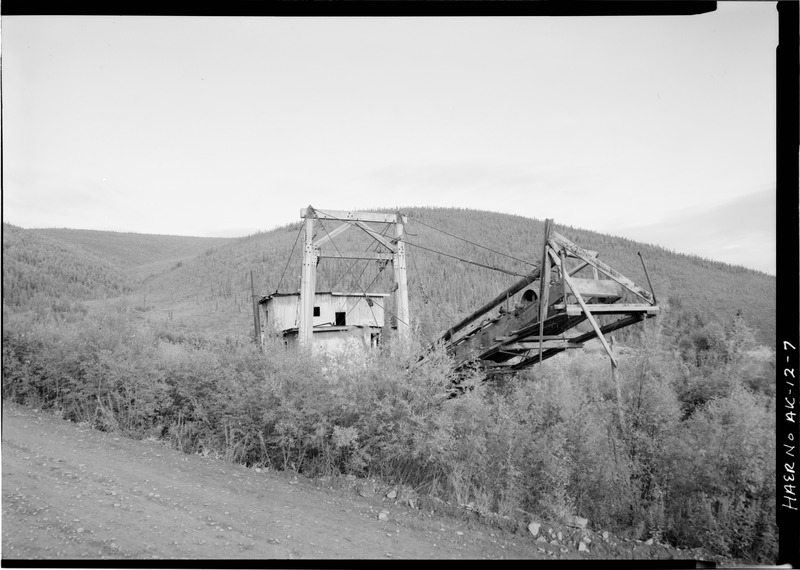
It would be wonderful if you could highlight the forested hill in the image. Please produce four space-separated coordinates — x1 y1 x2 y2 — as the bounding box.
2 223 132 310
139 207 775 347
31 228 232 281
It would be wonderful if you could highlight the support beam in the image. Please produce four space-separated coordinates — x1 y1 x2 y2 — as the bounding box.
302 208 407 225
637 251 658 305
318 250 395 261
251 270 261 348
298 209 318 346
538 219 554 366
393 213 411 342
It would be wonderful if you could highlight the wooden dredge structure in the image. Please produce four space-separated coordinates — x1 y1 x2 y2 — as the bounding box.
259 207 659 378
440 219 658 376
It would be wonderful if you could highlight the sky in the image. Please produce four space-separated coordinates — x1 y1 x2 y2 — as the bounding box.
2 4 778 274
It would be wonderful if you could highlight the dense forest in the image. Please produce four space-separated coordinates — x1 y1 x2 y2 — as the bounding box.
1 209 778 563
32 227 232 282
2 223 132 311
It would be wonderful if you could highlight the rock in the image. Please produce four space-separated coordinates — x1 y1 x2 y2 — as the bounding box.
602 531 609 541
346 474 356 481
645 538 654 545
528 522 541 537
536 536 547 543
456 531 464 536
578 541 589 552
76 528 85 533
386 489 397 499
550 540 558 546
557 531 563 541
377 511 389 521
562 515 589 530
583 536 592 545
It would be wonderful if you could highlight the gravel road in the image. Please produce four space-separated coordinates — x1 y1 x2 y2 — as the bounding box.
2 402 559 561
2 401 725 563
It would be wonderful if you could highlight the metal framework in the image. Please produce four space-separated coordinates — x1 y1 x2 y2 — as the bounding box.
298 206 410 345
441 219 658 375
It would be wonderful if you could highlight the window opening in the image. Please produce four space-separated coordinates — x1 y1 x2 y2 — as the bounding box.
335 312 346 326
313 306 320 317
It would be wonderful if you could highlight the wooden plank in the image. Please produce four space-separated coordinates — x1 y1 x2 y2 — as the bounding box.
551 248 619 367
313 221 353 248
302 208 407 225
565 277 624 299
565 304 659 316
550 232 654 304
353 221 397 252
504 340 584 350
318 250 394 260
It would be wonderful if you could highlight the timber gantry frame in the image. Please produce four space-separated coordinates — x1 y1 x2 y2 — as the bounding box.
441 219 659 376
298 206 410 345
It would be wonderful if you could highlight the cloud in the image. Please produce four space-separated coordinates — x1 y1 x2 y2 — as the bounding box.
612 187 775 274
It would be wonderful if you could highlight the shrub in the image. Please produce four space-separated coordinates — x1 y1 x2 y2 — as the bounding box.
1 301 777 562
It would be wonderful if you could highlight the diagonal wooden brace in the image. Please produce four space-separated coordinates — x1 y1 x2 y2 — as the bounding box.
313 220 353 248
353 221 397 252
549 248 619 368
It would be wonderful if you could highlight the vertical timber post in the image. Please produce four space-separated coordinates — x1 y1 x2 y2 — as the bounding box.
393 212 411 342
610 335 625 434
298 206 318 347
537 219 553 367
251 270 261 349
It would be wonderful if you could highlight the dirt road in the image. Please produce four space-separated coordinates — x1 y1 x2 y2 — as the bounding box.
2 401 717 562
1 402 552 561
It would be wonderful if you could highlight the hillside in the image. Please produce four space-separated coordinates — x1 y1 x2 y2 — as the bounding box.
31 228 232 281
2 224 132 310
136 207 776 346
